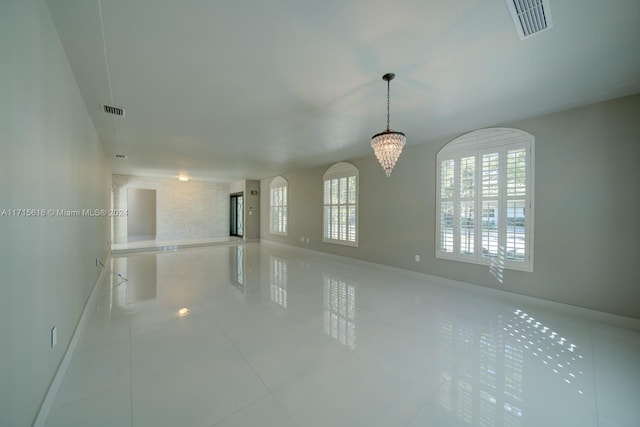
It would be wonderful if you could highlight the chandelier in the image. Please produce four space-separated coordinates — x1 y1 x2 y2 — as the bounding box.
371 73 406 177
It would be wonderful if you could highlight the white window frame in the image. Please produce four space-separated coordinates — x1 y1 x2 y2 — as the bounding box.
323 162 359 247
269 176 288 236
436 128 534 271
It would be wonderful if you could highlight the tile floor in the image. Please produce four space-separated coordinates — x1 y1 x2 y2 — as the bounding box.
45 243 640 427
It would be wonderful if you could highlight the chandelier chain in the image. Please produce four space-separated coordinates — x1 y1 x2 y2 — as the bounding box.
386 78 390 131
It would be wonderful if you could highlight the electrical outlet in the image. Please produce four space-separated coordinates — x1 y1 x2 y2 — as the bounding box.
300 237 304 242
306 238 309 243
415 254 421 263
51 326 57 349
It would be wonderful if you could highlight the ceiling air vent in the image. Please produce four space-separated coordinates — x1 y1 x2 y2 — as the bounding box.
102 104 125 117
114 154 127 159
506 0 553 40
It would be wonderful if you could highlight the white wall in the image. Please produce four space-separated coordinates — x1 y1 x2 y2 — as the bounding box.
112 175 229 243
0 1 111 425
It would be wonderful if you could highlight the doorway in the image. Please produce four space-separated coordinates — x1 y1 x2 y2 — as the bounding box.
127 188 156 241
230 193 244 237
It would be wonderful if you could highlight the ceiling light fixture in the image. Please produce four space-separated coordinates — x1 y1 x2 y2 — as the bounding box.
371 73 406 177
178 175 189 182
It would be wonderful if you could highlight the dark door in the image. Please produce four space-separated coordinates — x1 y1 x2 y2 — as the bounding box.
230 193 244 237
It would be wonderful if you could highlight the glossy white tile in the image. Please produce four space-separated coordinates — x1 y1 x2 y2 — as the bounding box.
408 305 599 427
591 323 640 427
131 357 268 427
228 317 346 391
53 340 130 409
44 242 640 427
130 316 234 382
349 322 443 398
46 383 131 427
274 354 426 427
77 306 130 352
597 414 633 427
212 394 296 427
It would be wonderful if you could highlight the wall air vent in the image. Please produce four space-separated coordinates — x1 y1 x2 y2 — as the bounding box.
506 0 553 40
102 104 125 117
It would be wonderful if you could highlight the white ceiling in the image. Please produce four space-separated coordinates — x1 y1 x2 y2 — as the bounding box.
46 0 640 183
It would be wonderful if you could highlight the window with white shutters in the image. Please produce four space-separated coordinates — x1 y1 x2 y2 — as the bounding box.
269 176 288 235
323 162 358 247
436 129 534 271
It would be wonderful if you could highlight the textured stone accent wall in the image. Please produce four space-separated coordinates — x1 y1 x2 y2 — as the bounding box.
112 175 229 243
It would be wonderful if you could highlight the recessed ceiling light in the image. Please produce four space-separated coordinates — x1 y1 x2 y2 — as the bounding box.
178 175 189 182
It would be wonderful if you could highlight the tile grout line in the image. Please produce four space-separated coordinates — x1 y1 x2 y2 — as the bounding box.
270 391 302 427
217 327 272 393
404 381 446 427
198 306 278 426
208 327 274 426
210 313 317 427
404 315 491 427
347 345 438 427
261 348 354 427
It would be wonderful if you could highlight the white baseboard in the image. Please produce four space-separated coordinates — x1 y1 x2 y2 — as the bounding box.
261 240 640 331
32 253 111 427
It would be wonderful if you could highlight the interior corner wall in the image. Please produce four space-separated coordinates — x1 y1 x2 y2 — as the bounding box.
0 1 111 426
260 94 640 319
112 175 229 243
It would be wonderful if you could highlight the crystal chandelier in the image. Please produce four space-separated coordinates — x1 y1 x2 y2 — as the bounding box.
371 73 406 177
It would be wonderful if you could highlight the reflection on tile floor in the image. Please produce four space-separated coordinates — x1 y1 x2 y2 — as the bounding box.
45 243 640 427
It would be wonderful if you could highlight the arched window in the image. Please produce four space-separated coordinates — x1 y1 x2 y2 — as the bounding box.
323 162 359 247
269 176 288 235
436 128 534 271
